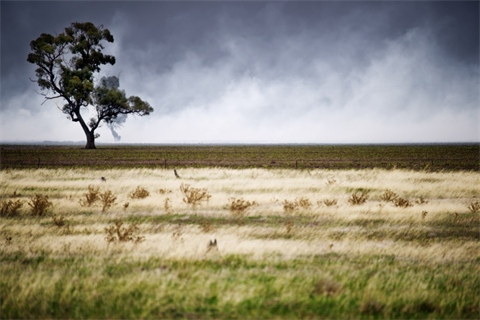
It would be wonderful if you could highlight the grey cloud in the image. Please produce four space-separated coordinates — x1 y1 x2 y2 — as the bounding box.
1 1 478 143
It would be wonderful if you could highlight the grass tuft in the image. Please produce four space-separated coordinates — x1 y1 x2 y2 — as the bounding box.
380 189 398 202
104 220 145 243
348 191 369 205
128 186 150 199
467 201 480 213
28 194 53 216
394 197 413 208
180 183 211 206
79 185 100 207
0 199 24 217
228 198 257 216
99 190 116 212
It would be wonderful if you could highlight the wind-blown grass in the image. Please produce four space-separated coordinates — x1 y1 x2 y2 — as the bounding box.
1 168 479 319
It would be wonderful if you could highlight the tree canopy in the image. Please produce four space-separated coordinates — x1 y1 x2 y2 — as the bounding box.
27 22 153 149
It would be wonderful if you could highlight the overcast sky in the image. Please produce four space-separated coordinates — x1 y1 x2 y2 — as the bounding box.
1 1 478 144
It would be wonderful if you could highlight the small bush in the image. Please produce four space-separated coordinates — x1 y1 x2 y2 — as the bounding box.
158 188 173 195
105 220 145 243
79 185 100 207
129 186 150 199
422 211 428 220
296 197 312 209
348 191 369 205
285 220 294 234
52 214 68 228
467 201 480 213
28 194 53 216
380 189 398 202
0 199 24 217
180 183 211 206
415 197 429 205
99 190 117 212
164 197 171 213
228 198 257 216
123 202 129 210
394 197 413 208
318 199 337 207
282 200 298 212
200 220 215 233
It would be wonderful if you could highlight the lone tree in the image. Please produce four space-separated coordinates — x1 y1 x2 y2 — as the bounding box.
27 22 153 149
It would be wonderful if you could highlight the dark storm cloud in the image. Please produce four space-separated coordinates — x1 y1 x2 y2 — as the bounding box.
1 1 478 143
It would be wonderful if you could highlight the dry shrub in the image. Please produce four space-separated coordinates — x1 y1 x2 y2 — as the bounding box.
415 197 429 205
318 199 337 207
99 190 117 212
105 220 145 243
285 220 294 234
158 188 173 195
394 197 413 208
380 189 398 202
123 202 129 210
180 183 211 206
348 191 369 205
79 185 100 207
228 198 257 216
172 231 183 241
296 197 312 209
422 211 428 220
282 200 298 212
283 197 312 212
312 278 342 297
0 199 24 217
52 213 68 228
164 197 171 213
200 220 215 233
467 201 480 213
28 194 53 216
129 186 150 199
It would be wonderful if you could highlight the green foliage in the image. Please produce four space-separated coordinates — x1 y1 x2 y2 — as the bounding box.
27 22 152 149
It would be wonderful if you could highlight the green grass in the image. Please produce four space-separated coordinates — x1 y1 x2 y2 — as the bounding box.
1 253 478 319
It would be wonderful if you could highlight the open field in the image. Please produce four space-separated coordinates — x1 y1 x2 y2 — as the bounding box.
1 143 478 171
1 167 479 319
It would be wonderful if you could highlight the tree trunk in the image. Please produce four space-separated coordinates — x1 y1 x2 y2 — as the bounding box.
85 132 96 149
74 111 97 149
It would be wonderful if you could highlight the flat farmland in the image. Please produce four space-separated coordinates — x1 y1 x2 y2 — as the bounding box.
1 143 478 171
